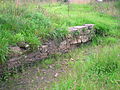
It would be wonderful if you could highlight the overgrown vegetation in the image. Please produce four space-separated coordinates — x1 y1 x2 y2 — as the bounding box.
48 1 120 89
0 1 49 63
0 1 120 89
0 1 119 63
50 43 120 90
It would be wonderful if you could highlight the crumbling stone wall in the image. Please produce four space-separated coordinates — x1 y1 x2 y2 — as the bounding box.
0 24 94 75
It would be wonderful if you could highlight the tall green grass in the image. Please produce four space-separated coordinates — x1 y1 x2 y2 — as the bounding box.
44 3 119 36
0 1 119 63
50 43 120 90
0 1 52 63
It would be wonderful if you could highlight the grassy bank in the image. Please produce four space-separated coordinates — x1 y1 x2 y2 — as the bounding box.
50 43 120 90
0 1 51 63
0 1 119 66
0 1 120 89
45 1 120 90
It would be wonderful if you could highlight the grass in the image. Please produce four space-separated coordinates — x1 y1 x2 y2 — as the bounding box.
0 1 50 63
0 1 119 89
42 1 120 89
0 1 70 63
44 3 119 36
0 1 119 63
0 1 120 85
50 43 120 90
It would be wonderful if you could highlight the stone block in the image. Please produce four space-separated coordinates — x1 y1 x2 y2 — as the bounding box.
84 24 94 30
9 46 22 58
68 26 87 32
59 40 67 49
41 45 48 53
47 41 58 55
81 36 89 43
70 39 78 44
35 53 48 60
77 38 82 43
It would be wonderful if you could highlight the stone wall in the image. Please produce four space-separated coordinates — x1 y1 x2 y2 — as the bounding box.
0 24 94 75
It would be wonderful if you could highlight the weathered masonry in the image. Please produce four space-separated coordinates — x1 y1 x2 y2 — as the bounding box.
0 24 94 75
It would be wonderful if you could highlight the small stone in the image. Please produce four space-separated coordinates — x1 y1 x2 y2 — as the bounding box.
49 65 52 69
84 24 94 30
25 44 29 48
54 73 59 78
59 40 67 49
82 36 89 43
77 38 82 43
70 39 78 44
24 56 27 58
70 58 74 61
41 77 44 80
40 45 48 52
17 42 29 49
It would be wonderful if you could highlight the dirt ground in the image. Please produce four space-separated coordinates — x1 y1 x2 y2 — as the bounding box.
0 44 95 90
0 57 70 90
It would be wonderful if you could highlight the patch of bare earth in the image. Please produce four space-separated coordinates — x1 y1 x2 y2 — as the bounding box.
0 45 98 90
0 58 70 90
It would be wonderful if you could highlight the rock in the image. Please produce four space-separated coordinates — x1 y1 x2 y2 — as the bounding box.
70 58 74 61
26 59 34 62
81 36 89 43
41 45 48 53
68 26 87 32
59 40 70 53
73 26 87 30
77 38 82 43
49 65 53 69
70 39 78 44
59 40 67 49
85 30 91 34
7 57 23 68
9 46 22 57
67 34 72 39
47 41 58 55
54 73 58 78
68 27 78 32
35 53 48 60
41 77 44 80
17 42 29 49
84 24 94 30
